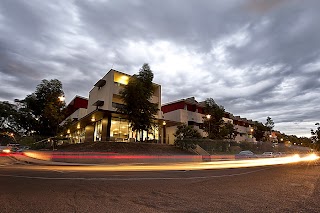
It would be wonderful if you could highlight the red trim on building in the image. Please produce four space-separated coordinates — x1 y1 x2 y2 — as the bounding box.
161 101 185 113
65 96 88 118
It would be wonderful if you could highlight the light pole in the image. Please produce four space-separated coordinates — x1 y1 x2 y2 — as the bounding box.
53 95 65 151
206 114 211 138
162 121 166 144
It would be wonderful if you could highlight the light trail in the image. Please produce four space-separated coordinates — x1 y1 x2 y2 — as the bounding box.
20 154 319 172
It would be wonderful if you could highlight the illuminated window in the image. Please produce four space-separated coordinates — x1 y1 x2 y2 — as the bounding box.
94 120 102 141
110 118 129 141
114 72 129 85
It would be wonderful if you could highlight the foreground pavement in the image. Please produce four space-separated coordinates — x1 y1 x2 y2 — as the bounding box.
0 155 319 213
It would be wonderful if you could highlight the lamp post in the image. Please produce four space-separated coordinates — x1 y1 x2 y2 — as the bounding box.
206 114 211 138
162 121 166 144
53 95 65 151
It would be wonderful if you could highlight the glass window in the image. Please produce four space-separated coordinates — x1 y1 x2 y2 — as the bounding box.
110 118 130 141
94 120 102 141
110 118 159 142
71 128 85 143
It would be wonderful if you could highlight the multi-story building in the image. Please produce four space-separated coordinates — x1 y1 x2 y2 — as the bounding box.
61 96 88 125
161 97 207 144
64 69 165 143
232 116 256 143
62 71 259 145
161 97 257 144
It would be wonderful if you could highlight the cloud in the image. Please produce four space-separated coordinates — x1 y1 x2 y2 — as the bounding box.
0 0 320 137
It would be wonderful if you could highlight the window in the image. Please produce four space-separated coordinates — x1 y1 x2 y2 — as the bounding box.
94 120 102 141
110 118 129 141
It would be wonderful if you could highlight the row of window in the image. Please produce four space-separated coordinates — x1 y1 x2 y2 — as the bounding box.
70 117 160 143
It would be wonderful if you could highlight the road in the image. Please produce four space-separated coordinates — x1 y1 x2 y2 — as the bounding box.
0 156 319 213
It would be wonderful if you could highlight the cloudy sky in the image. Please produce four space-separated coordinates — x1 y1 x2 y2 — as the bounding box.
1 0 320 137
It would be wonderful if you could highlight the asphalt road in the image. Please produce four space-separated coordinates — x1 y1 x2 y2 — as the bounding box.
0 156 319 213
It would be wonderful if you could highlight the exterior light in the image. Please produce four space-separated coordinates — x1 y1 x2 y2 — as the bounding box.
91 117 95 122
163 121 166 126
9 133 14 137
250 128 254 132
77 124 80 129
269 135 272 138
58 96 65 102
2 149 11 153
206 114 211 119
280 138 283 142
67 129 70 134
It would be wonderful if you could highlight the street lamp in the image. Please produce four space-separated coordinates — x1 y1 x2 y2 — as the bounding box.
53 95 65 151
162 121 166 144
206 114 211 138
58 96 65 102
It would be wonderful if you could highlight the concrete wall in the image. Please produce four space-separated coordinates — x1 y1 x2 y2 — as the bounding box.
165 126 177 145
87 71 114 114
84 125 94 142
163 109 204 124
234 125 256 143
61 108 87 125
87 70 161 119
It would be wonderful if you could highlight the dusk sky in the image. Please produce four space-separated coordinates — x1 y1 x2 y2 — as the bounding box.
1 0 319 137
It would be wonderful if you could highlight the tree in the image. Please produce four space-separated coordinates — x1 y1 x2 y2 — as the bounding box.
0 101 20 133
174 124 202 150
265 116 274 131
203 98 225 139
253 121 269 142
174 124 202 140
118 63 158 141
16 79 65 137
220 121 235 140
311 123 320 150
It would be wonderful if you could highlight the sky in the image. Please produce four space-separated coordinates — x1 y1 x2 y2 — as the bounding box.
0 0 319 137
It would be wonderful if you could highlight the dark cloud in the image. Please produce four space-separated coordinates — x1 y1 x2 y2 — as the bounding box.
0 0 319 136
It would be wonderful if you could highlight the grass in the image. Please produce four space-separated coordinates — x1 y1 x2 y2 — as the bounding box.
57 141 195 155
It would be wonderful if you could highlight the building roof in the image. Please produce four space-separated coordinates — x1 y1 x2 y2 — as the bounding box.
65 95 88 107
162 97 204 107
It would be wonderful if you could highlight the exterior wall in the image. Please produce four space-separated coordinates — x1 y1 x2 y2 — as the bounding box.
87 70 161 118
234 124 256 143
187 110 204 124
74 97 88 109
165 126 177 145
163 109 204 124
87 71 115 114
162 98 258 143
65 96 88 118
162 100 207 139
162 101 185 113
152 85 162 119
66 69 163 144
84 125 94 143
61 108 87 125
223 117 233 124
